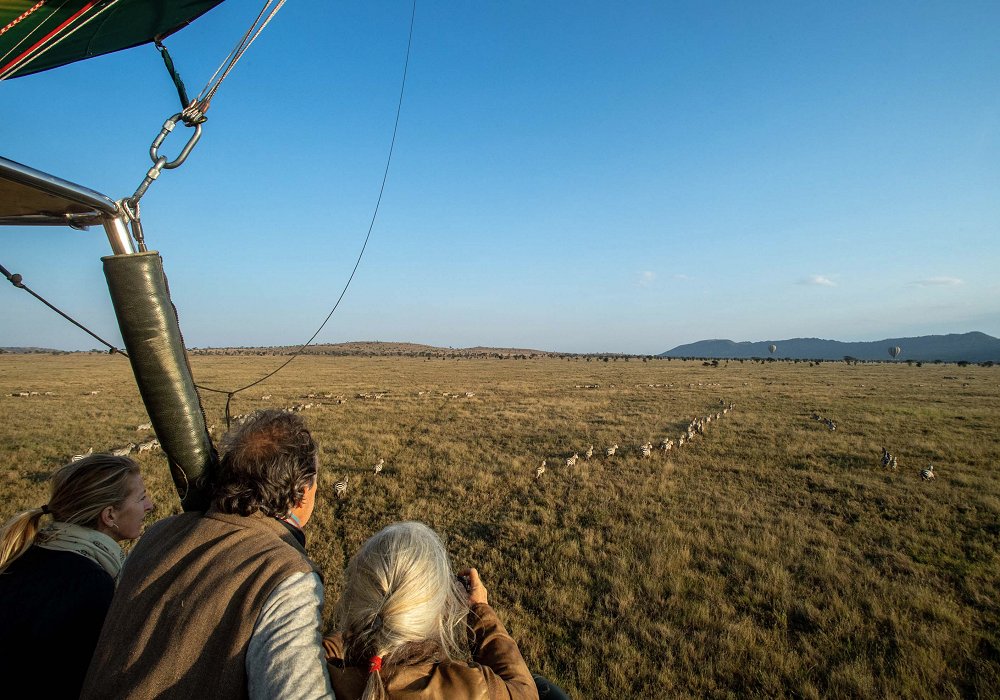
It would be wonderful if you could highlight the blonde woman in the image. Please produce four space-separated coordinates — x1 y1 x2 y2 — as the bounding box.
0 455 154 699
325 521 539 700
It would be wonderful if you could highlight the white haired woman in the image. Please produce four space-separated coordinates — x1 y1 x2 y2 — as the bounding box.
0 454 154 699
324 521 539 699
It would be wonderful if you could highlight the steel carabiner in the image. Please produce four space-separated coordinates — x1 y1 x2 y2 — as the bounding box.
149 113 203 170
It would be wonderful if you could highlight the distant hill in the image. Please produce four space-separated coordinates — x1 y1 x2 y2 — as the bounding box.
0 346 69 354
661 332 1000 362
189 341 554 359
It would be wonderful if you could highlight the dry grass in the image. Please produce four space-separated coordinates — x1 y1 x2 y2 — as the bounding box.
2 354 998 698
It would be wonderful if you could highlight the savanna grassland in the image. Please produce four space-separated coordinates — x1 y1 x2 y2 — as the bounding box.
1 353 998 698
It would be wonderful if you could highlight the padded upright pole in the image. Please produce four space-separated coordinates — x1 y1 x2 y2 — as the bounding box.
103 251 215 510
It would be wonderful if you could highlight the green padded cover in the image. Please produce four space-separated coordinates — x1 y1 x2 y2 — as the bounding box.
103 251 215 510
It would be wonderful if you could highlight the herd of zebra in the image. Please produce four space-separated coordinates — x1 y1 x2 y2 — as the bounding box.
70 421 162 462
810 412 838 431
880 446 936 481
807 414 936 481
63 390 938 497
330 401 741 498
331 457 386 499
534 401 738 480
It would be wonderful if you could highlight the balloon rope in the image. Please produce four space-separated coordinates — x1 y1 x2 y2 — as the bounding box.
0 0 122 81
0 0 47 39
1 262 127 355
0 0 59 70
194 0 418 423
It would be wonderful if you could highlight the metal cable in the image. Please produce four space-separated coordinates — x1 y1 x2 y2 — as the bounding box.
166 0 287 125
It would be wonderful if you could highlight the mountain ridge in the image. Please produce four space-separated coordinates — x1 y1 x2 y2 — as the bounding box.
661 332 1000 362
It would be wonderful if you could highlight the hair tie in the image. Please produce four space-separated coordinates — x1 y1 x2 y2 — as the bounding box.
368 655 383 674
40 504 50 514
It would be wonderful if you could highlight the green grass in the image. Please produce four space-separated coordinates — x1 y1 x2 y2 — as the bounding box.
2 354 998 698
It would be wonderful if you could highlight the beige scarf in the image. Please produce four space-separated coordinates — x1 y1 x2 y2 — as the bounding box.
36 521 125 580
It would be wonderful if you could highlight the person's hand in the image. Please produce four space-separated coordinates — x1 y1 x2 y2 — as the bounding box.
458 567 488 606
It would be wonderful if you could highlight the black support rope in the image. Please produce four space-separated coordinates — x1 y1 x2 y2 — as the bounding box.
3 0 418 433
1 262 127 356
195 0 417 428
154 40 191 112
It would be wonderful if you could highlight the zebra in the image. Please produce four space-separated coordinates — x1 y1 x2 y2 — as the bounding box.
70 447 93 462
921 465 935 481
641 442 652 457
334 476 350 498
565 453 578 468
111 443 135 457
373 458 384 475
605 444 618 457
136 422 152 432
137 439 159 453
880 447 891 468
535 461 546 480
678 436 686 447
585 445 594 459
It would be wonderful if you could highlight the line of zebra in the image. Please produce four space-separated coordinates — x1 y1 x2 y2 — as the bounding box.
810 413 837 431
533 402 737 481
69 437 160 462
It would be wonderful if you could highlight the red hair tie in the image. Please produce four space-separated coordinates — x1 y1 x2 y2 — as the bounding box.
368 656 383 674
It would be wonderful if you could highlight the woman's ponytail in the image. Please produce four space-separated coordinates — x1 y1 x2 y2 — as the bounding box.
0 506 47 573
361 653 388 700
1 454 139 573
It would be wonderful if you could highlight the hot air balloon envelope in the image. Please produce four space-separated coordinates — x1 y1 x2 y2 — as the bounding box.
0 0 225 80
768 344 777 354
889 346 902 358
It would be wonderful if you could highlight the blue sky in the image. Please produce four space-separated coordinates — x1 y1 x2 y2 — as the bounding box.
2 1 998 354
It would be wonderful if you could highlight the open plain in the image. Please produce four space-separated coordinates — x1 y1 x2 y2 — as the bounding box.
1 353 998 698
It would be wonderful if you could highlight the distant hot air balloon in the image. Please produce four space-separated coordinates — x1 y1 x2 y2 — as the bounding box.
769 344 777 355
889 346 902 359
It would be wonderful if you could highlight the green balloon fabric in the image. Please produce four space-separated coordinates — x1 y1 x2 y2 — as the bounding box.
1 0 224 80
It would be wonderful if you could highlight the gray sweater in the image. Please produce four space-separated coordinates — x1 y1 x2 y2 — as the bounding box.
248 571 334 699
